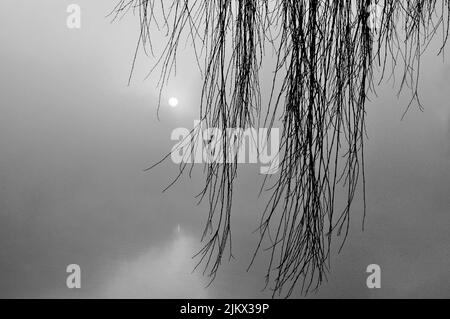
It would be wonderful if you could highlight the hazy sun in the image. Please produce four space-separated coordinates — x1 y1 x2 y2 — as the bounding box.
168 97 179 108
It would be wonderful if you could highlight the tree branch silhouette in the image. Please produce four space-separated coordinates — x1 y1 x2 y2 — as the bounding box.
112 0 449 297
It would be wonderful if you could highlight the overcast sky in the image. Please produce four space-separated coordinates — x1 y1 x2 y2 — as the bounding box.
0 0 449 298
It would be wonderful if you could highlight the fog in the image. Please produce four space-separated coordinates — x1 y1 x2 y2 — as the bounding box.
0 0 449 298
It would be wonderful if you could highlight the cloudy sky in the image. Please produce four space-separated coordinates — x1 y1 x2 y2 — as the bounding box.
0 0 449 298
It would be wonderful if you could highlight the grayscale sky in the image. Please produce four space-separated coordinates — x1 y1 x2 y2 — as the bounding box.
0 0 449 298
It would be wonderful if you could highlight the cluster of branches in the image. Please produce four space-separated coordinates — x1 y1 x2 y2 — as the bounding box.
112 0 450 297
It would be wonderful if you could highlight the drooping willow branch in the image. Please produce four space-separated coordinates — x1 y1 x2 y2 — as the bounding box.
112 0 450 297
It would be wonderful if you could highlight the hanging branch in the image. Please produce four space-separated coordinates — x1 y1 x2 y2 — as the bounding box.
112 0 450 297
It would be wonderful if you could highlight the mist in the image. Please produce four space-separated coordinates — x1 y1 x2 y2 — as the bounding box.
0 0 449 299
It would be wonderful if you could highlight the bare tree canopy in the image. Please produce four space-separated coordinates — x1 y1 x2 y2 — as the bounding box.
112 0 450 297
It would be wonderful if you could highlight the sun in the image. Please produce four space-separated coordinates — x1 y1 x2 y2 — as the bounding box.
168 97 179 108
